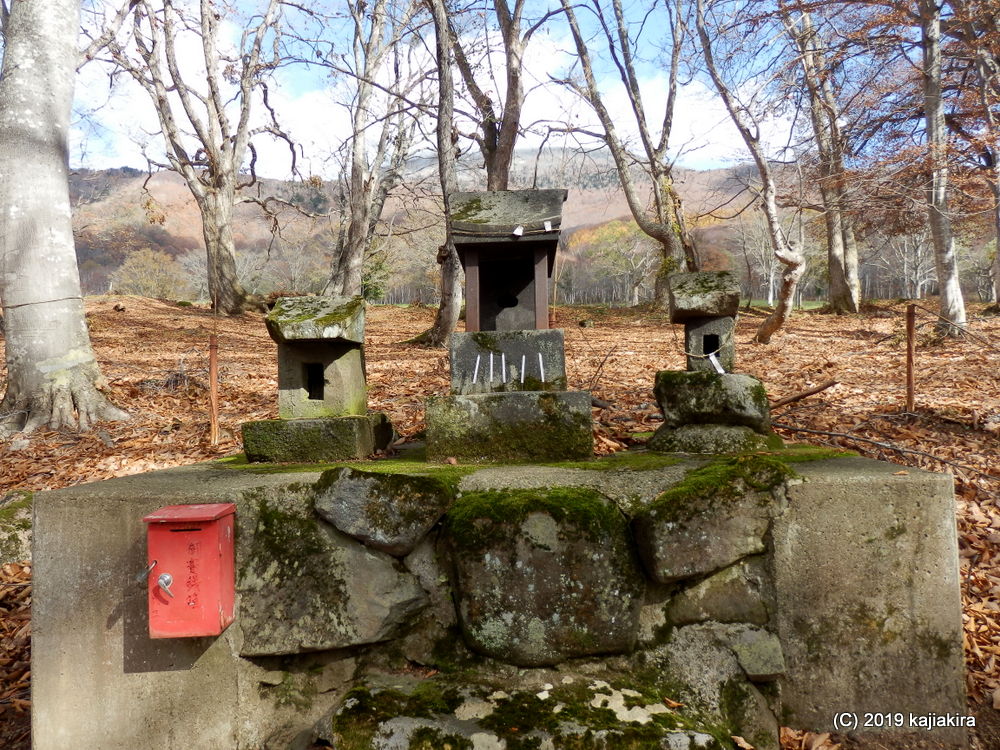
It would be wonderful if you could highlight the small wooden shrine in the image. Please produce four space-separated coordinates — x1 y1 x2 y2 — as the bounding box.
449 189 567 331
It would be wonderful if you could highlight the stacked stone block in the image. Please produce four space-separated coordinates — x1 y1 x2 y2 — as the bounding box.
650 272 781 453
425 329 593 461
241 295 394 462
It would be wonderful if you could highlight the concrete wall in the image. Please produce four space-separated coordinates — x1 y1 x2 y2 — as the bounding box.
32 455 968 749
32 465 344 750
772 458 966 742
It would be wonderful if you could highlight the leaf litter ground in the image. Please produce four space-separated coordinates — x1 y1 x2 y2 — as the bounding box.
0 296 998 750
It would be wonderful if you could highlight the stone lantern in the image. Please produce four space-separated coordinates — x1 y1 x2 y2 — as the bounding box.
241 296 393 462
647 271 781 453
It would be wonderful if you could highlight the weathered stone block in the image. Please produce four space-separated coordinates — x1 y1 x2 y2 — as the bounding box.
425 391 592 462
724 626 785 681
667 271 741 323
637 625 779 750
648 424 780 454
265 295 365 344
241 413 393 463
772 458 966 742
449 329 567 394
276 343 366 419
654 371 771 432
238 486 427 656
444 487 644 666
684 315 736 373
632 455 790 583
664 557 770 627
313 467 456 557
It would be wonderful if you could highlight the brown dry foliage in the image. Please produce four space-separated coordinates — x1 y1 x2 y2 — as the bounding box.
0 296 998 750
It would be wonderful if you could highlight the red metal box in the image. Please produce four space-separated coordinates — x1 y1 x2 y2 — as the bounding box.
142 503 236 638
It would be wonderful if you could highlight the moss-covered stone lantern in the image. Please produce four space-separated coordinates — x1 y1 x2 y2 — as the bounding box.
240 295 393 462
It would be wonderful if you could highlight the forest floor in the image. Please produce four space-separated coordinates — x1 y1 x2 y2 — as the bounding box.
1 296 998 750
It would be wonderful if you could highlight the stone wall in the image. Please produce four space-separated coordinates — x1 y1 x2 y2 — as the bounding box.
32 450 966 749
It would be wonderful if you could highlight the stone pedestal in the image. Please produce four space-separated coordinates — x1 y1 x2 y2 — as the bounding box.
648 371 781 453
426 391 592 462
241 413 394 463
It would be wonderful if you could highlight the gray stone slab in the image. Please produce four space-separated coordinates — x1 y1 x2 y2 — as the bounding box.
654 371 771 432
648 424 780 454
449 329 567 394
450 189 567 237
241 413 393 463
664 557 770 627
265 295 365 343
771 457 966 743
724 626 786 682
667 271 741 322
313 467 456 557
425 390 592 462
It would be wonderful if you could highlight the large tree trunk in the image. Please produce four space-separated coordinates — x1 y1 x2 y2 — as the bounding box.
419 0 462 347
0 0 128 435
992 181 1000 306
781 5 859 313
919 0 967 334
696 0 804 344
197 188 256 314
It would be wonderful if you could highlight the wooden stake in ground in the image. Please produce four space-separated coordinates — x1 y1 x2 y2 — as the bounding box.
209 334 219 445
906 303 916 412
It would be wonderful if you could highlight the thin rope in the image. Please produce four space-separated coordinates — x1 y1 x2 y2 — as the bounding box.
2 295 83 310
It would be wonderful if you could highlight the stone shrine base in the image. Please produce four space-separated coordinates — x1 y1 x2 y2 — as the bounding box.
32 450 966 749
425 390 592 462
241 412 394 463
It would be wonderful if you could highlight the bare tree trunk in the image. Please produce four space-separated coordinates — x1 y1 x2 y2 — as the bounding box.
992 181 1000 306
197 189 255 313
420 0 462 347
918 0 966 334
556 0 696 308
0 0 128 435
696 0 804 343
781 5 859 313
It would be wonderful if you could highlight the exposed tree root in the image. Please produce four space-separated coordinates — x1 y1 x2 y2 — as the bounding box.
0 375 129 437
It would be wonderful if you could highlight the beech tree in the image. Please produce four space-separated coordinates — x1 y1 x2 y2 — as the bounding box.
310 0 429 297
917 0 967 333
105 0 285 314
0 0 128 435
419 0 463 346
779 2 861 313
556 0 698 303
695 0 805 343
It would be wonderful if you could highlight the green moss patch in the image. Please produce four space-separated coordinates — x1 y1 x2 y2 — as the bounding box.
445 487 623 553
649 454 794 520
539 451 683 472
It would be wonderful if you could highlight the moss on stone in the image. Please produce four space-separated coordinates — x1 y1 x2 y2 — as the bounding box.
450 196 485 223
242 416 379 463
445 486 623 553
0 491 32 562
648 454 793 522
426 392 593 463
